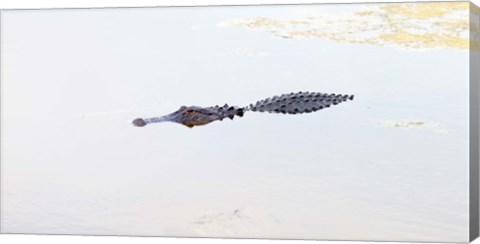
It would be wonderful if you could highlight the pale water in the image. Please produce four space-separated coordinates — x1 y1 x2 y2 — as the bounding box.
0 3 471 242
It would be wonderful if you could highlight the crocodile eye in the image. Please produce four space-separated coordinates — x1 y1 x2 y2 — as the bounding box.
186 109 198 115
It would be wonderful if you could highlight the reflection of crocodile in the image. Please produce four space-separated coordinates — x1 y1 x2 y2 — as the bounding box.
132 91 354 128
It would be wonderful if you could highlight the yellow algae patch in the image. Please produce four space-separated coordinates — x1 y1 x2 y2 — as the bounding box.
378 120 448 133
220 2 475 50
216 48 267 57
471 2 480 15
379 31 469 49
232 48 267 56
379 2 468 20
470 3 480 50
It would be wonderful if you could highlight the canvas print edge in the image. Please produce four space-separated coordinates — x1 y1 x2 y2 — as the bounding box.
0 1 478 242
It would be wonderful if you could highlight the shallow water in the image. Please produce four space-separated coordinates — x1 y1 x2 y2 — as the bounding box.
0 3 471 242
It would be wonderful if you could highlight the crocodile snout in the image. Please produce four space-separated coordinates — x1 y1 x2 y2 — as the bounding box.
132 118 147 127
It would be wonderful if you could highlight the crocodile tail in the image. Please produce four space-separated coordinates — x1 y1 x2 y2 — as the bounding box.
247 91 354 114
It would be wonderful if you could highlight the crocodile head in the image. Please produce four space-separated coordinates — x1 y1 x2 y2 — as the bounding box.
168 106 221 128
132 106 225 128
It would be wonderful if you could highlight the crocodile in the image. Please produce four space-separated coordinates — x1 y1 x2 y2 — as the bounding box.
132 91 354 128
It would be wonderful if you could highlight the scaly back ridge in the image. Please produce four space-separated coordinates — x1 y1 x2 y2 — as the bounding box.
247 91 354 114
